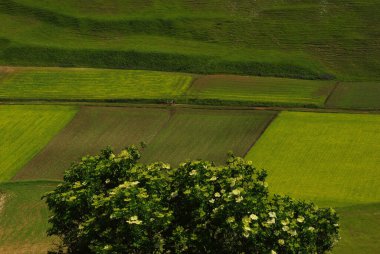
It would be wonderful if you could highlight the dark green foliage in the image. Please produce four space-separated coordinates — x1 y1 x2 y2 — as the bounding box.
44 147 340 253
1 46 328 79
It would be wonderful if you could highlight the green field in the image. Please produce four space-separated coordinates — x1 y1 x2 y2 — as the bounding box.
246 111 380 206
15 107 275 180
245 111 380 253
326 82 380 109
0 0 379 252
141 108 276 165
0 105 77 181
0 67 192 101
1 0 380 80
0 181 59 254
187 75 335 107
14 106 171 180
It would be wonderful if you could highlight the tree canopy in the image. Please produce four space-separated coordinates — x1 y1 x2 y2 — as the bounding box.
44 146 339 253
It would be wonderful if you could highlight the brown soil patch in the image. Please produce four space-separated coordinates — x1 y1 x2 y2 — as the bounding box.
0 66 17 74
0 243 53 254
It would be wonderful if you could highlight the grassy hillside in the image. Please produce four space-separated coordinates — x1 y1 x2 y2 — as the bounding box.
0 105 77 181
0 67 193 101
0 0 379 80
187 75 336 107
246 111 380 206
0 181 59 254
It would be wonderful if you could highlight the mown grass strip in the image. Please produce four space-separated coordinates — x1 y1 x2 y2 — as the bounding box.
0 67 193 100
0 105 77 181
186 75 336 108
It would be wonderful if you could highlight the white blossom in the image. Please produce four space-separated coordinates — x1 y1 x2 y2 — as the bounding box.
250 214 258 220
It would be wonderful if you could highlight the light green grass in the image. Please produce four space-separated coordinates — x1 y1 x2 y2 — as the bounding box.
0 67 193 100
14 106 171 180
0 180 59 253
187 75 335 107
246 111 380 252
0 105 77 181
326 82 380 109
142 108 276 165
246 111 380 206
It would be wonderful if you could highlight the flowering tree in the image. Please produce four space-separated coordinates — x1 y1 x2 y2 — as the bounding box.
44 146 339 253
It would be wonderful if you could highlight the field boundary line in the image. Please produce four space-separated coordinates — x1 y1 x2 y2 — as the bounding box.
243 111 279 158
323 81 340 107
1 101 380 115
9 108 79 182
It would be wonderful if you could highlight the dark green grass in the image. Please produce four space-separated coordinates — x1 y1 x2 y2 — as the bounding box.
187 75 336 107
15 106 275 180
0 180 59 253
141 108 276 166
326 82 380 109
1 0 379 79
333 203 380 254
14 106 171 180
0 67 192 100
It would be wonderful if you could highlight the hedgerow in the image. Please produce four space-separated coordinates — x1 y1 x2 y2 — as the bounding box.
2 46 331 80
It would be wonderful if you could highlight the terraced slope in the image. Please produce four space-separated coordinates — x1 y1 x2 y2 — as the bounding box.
0 67 193 101
0 0 379 80
0 181 59 254
0 105 77 181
